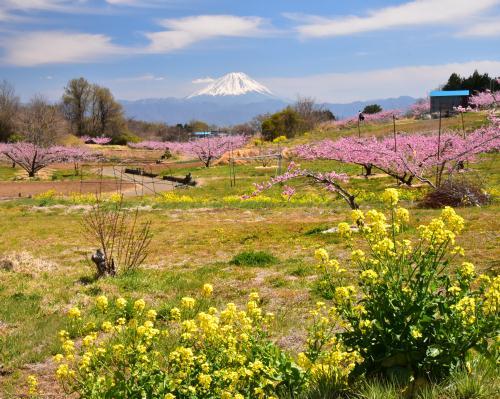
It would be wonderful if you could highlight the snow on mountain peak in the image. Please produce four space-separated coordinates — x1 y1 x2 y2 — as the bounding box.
188 72 273 98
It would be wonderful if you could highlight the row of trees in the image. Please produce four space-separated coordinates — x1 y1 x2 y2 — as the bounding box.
129 134 248 167
0 78 128 145
296 114 499 189
248 112 499 209
442 70 499 92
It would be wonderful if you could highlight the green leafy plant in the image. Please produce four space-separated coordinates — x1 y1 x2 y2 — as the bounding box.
53 289 310 398
313 189 499 383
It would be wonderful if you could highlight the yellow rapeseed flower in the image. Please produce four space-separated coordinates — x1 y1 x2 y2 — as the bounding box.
27 375 38 396
381 188 399 207
96 295 108 312
202 283 214 297
134 299 146 313
181 297 196 310
314 248 329 262
67 307 81 319
410 327 422 339
116 297 127 309
459 262 475 279
337 222 351 238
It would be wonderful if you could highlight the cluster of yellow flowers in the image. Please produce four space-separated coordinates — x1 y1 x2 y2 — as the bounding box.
298 302 362 383
311 188 499 379
483 275 500 316
34 189 57 201
27 375 38 397
55 286 334 398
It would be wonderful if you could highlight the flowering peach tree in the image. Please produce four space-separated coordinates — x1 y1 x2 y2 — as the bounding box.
180 135 248 168
296 114 500 188
0 143 95 177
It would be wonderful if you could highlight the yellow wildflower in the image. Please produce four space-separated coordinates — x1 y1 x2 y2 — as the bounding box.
67 307 81 319
314 248 329 262
96 295 108 312
410 327 422 339
202 283 214 297
381 188 399 207
337 222 351 238
181 297 196 310
116 297 127 309
133 299 146 313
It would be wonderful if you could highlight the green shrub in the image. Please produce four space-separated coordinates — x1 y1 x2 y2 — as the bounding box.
230 251 278 267
313 189 499 382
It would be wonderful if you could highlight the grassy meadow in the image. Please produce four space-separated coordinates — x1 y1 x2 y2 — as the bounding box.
0 114 499 398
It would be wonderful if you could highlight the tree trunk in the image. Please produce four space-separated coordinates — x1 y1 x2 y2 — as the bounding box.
363 163 373 177
91 249 116 278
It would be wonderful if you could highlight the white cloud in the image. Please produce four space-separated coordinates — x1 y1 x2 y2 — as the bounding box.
1 14 270 66
459 19 500 36
145 15 267 53
0 0 82 21
262 60 500 103
1 31 125 66
192 77 215 84
293 0 500 37
115 74 166 81
105 0 138 4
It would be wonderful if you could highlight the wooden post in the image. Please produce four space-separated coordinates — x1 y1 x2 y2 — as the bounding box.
461 112 465 138
436 108 442 187
393 115 397 152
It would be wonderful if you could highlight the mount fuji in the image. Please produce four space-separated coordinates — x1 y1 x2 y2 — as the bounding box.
120 72 286 125
188 72 274 99
120 72 416 125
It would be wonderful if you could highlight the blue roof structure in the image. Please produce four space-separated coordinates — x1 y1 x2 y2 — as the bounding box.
430 90 470 97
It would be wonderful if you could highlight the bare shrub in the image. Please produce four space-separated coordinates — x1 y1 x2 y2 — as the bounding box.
81 197 152 277
420 175 490 208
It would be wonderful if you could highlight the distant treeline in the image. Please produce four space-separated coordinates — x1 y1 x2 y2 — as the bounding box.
442 70 499 92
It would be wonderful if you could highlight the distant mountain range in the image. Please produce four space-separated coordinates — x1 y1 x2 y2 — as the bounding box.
120 72 417 125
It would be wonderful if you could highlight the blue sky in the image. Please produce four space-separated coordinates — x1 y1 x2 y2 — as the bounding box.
1 0 499 102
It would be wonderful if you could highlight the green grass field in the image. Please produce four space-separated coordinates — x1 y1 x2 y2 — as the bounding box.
0 116 498 398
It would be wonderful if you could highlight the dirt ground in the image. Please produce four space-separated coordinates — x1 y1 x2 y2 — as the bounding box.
0 180 134 198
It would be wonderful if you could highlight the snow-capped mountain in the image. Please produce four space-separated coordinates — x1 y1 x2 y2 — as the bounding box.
188 72 273 98
120 71 417 125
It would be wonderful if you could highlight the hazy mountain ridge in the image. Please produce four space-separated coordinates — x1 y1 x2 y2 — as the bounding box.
120 72 417 125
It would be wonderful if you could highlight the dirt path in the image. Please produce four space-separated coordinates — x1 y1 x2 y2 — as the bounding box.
98 165 178 197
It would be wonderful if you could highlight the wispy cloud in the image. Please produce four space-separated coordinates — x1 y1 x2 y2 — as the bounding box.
115 73 166 82
192 77 215 84
1 31 126 66
145 15 268 53
459 18 500 36
292 0 500 37
1 14 270 66
0 0 86 21
262 60 500 102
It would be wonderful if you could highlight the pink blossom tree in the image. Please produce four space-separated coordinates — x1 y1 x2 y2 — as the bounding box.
469 90 499 109
296 136 376 176
333 109 401 129
294 113 500 189
245 161 358 209
0 143 95 177
409 98 430 118
178 135 248 167
82 135 112 145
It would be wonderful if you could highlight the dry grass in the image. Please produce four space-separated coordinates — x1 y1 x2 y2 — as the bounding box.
0 116 498 397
